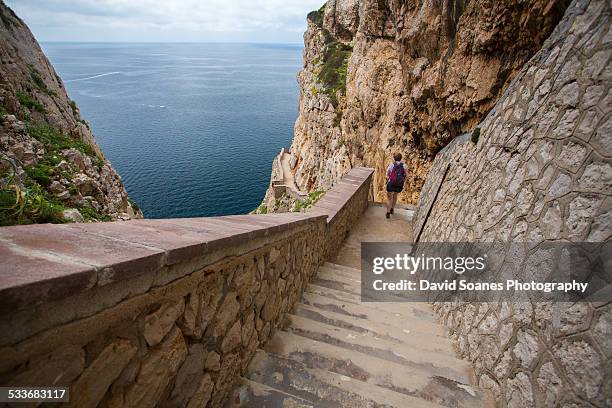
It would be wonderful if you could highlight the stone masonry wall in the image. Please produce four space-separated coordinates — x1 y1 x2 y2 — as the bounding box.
313 167 374 259
0 168 374 408
414 1 610 406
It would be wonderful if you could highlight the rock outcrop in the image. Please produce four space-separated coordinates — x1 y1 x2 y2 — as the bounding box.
280 0 571 204
0 1 140 224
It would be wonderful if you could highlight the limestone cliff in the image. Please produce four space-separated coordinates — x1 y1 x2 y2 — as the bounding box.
0 1 140 224
283 0 571 204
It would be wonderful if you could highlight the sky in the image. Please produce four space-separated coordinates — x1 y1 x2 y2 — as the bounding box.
5 0 324 43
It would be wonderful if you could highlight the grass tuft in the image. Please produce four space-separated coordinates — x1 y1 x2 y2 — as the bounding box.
293 190 325 212
16 91 45 113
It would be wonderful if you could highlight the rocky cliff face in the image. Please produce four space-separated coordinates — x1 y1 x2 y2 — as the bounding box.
286 0 571 204
0 1 140 224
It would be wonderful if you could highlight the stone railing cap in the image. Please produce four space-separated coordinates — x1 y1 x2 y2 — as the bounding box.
0 212 326 312
311 167 374 224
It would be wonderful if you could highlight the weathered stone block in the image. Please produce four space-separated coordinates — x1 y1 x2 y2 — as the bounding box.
205 351 221 371
168 343 205 407
221 320 242 354
9 345 85 388
186 374 213 408
513 331 539 369
68 339 137 408
592 306 612 356
122 327 188 408
211 292 240 338
144 299 185 347
554 340 603 402
536 361 563 407
179 292 201 338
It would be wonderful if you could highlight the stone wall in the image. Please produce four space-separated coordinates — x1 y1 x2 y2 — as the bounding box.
0 167 374 408
414 1 611 406
312 167 374 259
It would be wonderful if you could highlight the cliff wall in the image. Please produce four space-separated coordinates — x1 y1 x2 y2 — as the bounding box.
414 0 611 405
283 0 571 204
0 1 139 224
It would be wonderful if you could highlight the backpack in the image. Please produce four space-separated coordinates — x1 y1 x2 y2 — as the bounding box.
389 163 406 187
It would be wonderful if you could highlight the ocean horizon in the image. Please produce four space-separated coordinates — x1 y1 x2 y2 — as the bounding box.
42 42 303 218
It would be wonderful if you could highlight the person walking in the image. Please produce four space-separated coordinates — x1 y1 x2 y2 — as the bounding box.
385 152 407 219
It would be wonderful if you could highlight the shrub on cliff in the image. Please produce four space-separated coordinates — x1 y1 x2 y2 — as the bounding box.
317 41 352 107
0 157 67 226
16 90 45 113
293 190 325 212
307 4 325 28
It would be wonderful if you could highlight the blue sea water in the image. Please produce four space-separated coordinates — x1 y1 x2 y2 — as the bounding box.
41 42 303 218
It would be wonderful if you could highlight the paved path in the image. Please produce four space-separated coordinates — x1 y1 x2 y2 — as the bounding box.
280 151 302 194
228 204 494 407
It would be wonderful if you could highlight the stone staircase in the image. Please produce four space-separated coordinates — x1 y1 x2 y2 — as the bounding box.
226 206 495 407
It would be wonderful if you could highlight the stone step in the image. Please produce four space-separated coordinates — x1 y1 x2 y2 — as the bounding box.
263 331 492 408
306 283 361 304
305 282 436 322
317 264 415 303
323 261 362 275
322 261 362 276
292 303 457 356
241 350 444 408
314 269 361 293
299 291 445 336
319 263 361 279
225 377 318 407
283 313 473 384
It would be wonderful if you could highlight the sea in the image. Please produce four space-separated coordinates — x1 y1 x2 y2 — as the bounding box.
42 42 303 218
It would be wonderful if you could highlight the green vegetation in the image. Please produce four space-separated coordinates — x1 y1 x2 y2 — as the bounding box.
316 41 352 108
23 151 64 187
471 127 481 144
79 203 111 222
70 100 78 117
257 204 268 214
387 138 396 148
16 91 45 113
30 71 54 96
0 105 6 116
80 119 91 130
0 121 112 226
128 198 140 212
307 4 325 27
0 156 66 226
250 203 268 214
31 71 46 90
24 161 54 187
0 5 17 28
27 122 99 159
293 190 325 212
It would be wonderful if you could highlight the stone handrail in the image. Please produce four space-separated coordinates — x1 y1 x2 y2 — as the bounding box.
0 166 373 408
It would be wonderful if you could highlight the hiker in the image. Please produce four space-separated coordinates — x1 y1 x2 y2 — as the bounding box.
385 152 407 219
